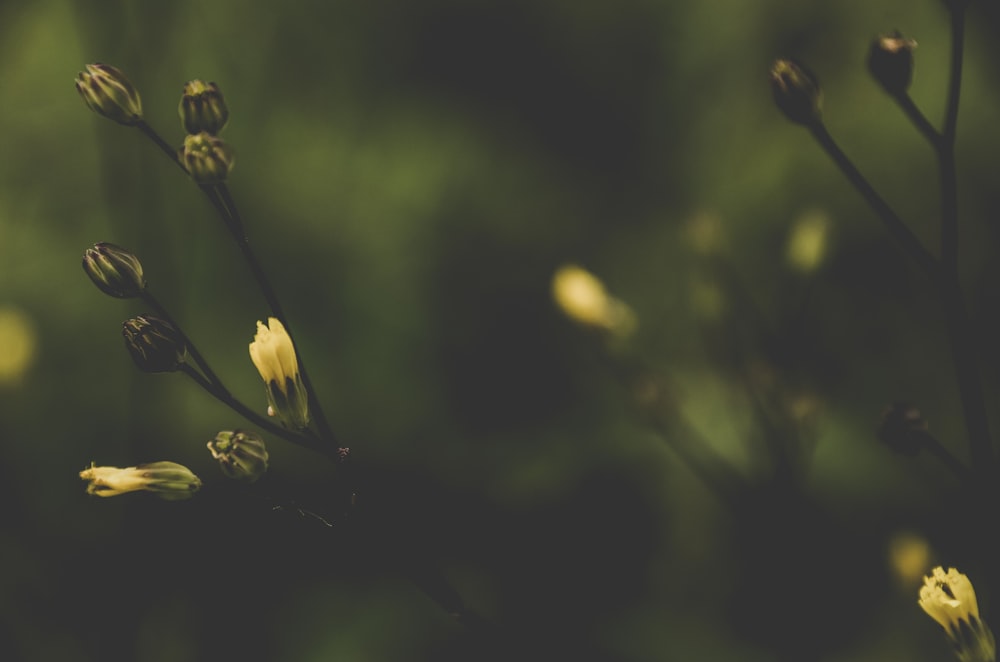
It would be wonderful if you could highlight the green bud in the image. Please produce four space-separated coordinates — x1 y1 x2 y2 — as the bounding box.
868 31 917 96
179 80 229 135
181 132 234 183
207 430 269 482
75 63 143 126
82 242 146 298
122 315 187 373
80 461 201 500
769 59 822 126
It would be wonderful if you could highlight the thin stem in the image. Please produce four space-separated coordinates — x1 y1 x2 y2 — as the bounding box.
135 121 186 175
142 290 225 390
217 183 339 446
935 5 993 475
808 122 940 278
894 95 942 148
178 363 328 456
922 434 974 485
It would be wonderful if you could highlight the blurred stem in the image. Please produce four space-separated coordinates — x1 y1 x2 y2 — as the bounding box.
894 95 941 147
808 122 939 277
935 5 993 476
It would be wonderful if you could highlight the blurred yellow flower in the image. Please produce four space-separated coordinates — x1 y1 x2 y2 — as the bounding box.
551 265 635 338
786 211 830 273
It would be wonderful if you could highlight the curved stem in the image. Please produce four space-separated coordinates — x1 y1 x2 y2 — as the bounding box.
135 120 186 175
808 122 940 278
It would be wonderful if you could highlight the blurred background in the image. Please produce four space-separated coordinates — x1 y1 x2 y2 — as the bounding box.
2 0 1000 660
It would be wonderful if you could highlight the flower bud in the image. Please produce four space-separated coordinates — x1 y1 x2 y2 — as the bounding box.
249 317 310 429
75 63 143 126
207 430 269 482
181 132 234 183
919 567 996 662
769 59 822 126
80 461 201 500
868 31 917 96
122 315 187 373
179 80 229 135
877 402 930 456
82 242 146 298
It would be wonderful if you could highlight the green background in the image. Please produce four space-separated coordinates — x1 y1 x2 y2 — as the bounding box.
2 0 1000 660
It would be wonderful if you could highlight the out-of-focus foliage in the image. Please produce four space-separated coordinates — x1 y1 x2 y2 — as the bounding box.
2 0 1000 660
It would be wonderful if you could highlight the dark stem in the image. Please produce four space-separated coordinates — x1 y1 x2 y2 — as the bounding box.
895 95 942 149
808 122 940 277
135 121 186 175
178 363 328 456
142 290 225 391
935 6 992 476
216 183 339 447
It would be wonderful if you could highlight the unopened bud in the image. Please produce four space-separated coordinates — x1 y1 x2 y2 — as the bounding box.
80 461 201 500
207 430 269 482
877 402 930 456
122 315 187 373
82 242 146 298
75 63 143 126
179 80 229 135
181 132 234 183
868 31 917 96
770 59 822 126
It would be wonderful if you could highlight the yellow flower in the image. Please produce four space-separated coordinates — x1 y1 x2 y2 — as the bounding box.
79 462 201 501
551 265 636 338
249 317 309 429
919 566 996 662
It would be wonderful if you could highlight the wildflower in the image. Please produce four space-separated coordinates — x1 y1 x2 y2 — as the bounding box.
82 242 146 299
868 31 917 96
75 63 143 126
207 430 269 482
181 132 234 183
179 80 229 135
249 317 309 429
919 566 996 662
770 59 822 126
80 461 201 500
551 265 636 338
122 315 187 373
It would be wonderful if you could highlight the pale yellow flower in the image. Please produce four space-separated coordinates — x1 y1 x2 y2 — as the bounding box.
551 265 635 337
249 317 309 429
80 462 201 501
919 566 996 662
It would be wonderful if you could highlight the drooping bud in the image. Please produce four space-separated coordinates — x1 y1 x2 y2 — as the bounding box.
75 63 143 126
122 315 187 373
769 59 822 126
868 31 917 96
80 461 201 500
207 430 269 482
179 80 229 135
877 402 931 456
82 242 146 298
249 317 310 429
181 132 234 183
